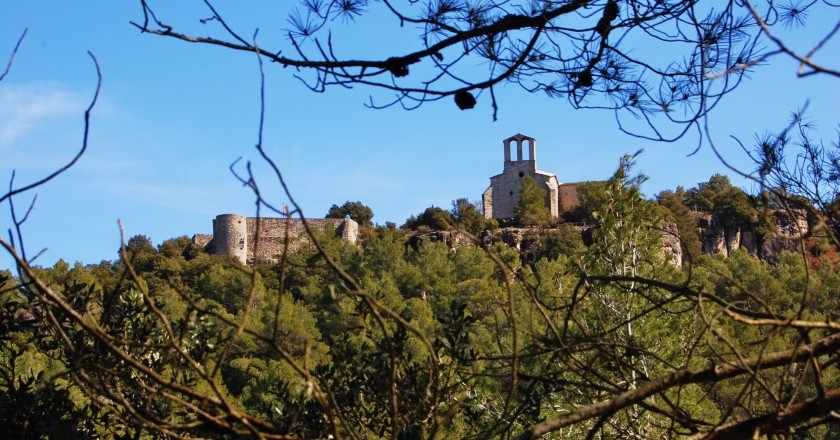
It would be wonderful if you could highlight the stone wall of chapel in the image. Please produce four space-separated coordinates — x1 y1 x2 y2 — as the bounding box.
484 134 564 220
487 161 535 219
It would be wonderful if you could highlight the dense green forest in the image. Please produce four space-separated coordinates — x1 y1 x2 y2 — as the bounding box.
5 0 838 437
3 157 838 439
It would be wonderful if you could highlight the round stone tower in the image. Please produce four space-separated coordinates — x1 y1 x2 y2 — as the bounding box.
213 214 248 264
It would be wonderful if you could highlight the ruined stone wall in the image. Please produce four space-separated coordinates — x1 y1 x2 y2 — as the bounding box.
246 218 337 263
193 234 213 249
542 173 560 218
199 215 358 265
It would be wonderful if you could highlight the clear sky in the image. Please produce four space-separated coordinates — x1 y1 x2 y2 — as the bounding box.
1 1 838 269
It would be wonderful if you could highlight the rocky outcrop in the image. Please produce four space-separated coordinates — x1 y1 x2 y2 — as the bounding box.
659 222 683 267
405 230 473 253
403 209 813 266
694 209 810 262
414 223 683 266
695 212 739 256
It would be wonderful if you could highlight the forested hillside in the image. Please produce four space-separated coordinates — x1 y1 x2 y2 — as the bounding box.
3 158 838 439
3 0 839 437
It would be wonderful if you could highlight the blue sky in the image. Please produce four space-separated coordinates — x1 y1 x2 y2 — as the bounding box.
1 1 838 269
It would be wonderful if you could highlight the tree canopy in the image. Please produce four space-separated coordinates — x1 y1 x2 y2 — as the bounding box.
403 206 455 231
657 187 704 262
450 198 497 235
684 174 757 225
514 175 552 227
326 200 375 225
2 2 840 439
4 154 840 438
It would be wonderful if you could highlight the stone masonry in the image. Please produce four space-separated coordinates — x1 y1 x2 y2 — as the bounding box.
194 214 358 265
483 133 581 219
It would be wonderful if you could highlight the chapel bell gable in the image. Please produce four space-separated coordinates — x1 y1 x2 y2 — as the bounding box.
482 134 561 220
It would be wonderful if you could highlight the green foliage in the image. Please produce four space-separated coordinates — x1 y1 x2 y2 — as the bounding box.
584 154 662 274
326 200 374 225
562 180 609 223
3 163 839 438
684 173 757 226
125 234 156 255
0 366 99 439
3 4 837 435
566 154 715 437
451 198 497 235
657 188 704 262
196 262 264 312
158 235 204 260
402 206 455 231
689 249 840 425
515 175 552 227
520 224 584 263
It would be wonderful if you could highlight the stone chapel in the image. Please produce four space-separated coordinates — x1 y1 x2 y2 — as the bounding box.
482 133 580 220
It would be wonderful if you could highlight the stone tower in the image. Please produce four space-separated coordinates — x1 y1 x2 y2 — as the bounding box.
482 134 560 219
197 214 359 265
212 214 248 264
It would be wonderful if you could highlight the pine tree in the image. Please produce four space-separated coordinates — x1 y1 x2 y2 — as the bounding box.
515 176 551 227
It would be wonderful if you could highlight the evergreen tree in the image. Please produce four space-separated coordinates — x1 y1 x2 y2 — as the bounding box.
657 188 704 263
561 180 609 224
403 206 455 231
684 174 757 226
451 198 496 235
515 176 551 227
326 200 374 225
571 154 713 437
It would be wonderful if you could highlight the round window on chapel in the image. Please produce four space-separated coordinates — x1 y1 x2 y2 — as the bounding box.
518 171 524 177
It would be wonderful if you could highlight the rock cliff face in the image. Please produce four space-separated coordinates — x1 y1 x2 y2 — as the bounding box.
694 210 810 263
472 224 684 266
659 223 683 267
434 209 811 266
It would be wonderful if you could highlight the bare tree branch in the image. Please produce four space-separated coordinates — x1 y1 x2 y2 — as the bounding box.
515 331 840 439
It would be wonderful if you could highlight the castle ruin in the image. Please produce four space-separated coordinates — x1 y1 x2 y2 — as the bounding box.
482 133 580 219
194 214 358 265
193 133 814 267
